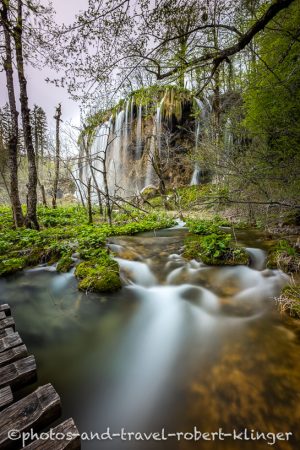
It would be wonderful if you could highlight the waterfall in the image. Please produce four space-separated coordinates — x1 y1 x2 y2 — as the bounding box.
144 124 156 187
130 97 134 127
93 120 111 191
224 118 233 152
190 164 201 186
123 100 130 159
156 95 166 153
108 110 125 188
143 96 166 188
136 104 143 159
190 98 206 185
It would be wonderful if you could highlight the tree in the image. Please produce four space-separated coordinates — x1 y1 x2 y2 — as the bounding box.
0 0 24 227
52 103 62 208
13 0 39 229
31 105 48 206
52 0 296 106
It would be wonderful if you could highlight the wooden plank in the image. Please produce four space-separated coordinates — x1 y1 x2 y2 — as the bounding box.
0 355 37 390
0 344 28 368
23 418 81 450
0 304 10 316
0 332 22 353
0 383 61 450
0 317 15 332
0 386 13 412
0 327 14 338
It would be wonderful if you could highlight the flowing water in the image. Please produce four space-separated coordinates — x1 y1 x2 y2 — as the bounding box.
1 226 300 450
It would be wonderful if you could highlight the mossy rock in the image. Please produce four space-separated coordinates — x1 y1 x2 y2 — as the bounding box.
0 257 27 276
75 252 121 293
140 185 158 199
183 234 249 266
266 240 300 273
56 255 74 273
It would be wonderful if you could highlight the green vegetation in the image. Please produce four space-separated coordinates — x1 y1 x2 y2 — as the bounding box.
183 233 249 266
56 255 74 273
0 206 174 281
267 240 300 273
183 216 249 266
186 216 230 235
276 281 300 319
75 250 121 293
0 257 27 276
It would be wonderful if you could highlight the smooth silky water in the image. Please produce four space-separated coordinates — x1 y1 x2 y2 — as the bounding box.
0 226 300 450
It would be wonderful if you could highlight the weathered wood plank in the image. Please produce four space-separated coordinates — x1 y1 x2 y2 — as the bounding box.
0 332 22 353
0 383 61 450
23 418 81 450
0 344 28 368
0 317 15 331
0 355 36 390
0 386 13 412
0 327 14 338
0 304 10 315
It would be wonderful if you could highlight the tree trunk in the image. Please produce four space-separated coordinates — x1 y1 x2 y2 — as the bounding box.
87 177 93 224
52 104 62 208
102 154 112 226
34 114 48 207
0 0 24 228
13 0 39 229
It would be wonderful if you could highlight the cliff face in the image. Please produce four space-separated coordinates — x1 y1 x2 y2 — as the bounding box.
80 86 204 196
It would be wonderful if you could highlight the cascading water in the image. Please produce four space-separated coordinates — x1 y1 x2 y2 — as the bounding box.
143 95 166 189
123 100 130 162
190 121 201 185
190 98 206 185
135 105 143 159
81 91 213 197
93 120 111 191
2 226 299 449
144 129 156 187
224 117 233 152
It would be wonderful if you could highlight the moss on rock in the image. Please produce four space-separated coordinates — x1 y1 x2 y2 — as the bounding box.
266 240 300 273
183 234 249 266
56 255 74 273
75 251 121 293
0 257 27 276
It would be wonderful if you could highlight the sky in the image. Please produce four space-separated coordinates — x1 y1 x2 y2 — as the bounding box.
0 0 88 127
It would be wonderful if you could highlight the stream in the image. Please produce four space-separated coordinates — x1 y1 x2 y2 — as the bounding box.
0 225 300 449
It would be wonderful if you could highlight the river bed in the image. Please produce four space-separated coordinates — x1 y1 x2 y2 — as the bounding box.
0 226 300 449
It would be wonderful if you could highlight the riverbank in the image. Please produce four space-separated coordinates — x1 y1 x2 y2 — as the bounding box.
0 194 299 314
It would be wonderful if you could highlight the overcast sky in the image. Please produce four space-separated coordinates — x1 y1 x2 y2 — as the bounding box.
0 0 88 126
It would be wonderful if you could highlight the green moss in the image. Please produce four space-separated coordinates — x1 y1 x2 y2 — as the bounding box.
266 240 300 273
75 251 121 293
0 206 173 285
140 186 158 199
183 233 249 266
56 255 73 273
0 257 27 276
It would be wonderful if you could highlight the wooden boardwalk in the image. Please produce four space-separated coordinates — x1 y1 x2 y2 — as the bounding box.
0 304 81 450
